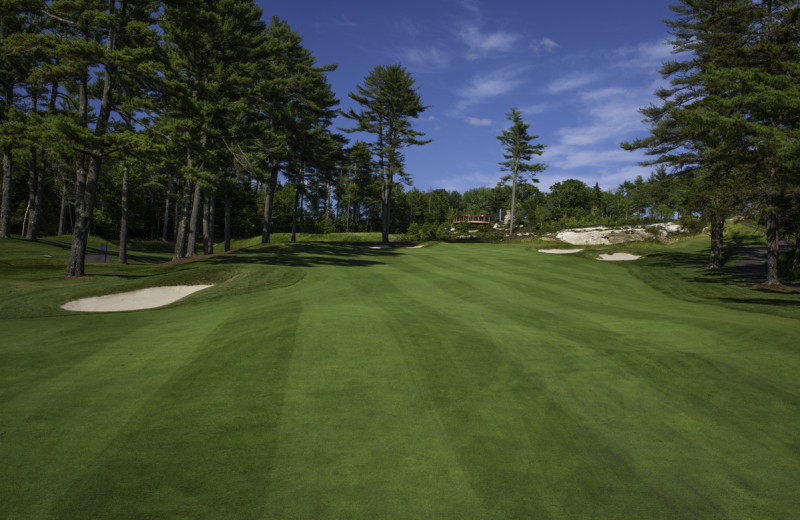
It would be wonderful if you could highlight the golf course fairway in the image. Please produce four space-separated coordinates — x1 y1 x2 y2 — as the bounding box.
1 236 799 519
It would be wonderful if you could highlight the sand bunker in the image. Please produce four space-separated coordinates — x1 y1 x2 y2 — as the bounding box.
538 249 583 254
597 253 641 261
62 285 213 312
401 245 424 249
364 245 391 249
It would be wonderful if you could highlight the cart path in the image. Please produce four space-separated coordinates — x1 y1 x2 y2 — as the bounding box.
736 244 800 292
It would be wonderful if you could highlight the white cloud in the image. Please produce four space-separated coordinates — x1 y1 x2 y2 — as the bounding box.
519 103 549 116
401 46 451 70
454 1 520 60
578 87 628 102
456 68 524 109
614 40 675 69
465 117 493 126
531 37 560 53
546 72 599 94
438 170 499 192
544 147 634 169
541 80 657 186
460 24 519 60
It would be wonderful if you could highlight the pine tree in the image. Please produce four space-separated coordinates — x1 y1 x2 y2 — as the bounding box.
622 0 754 270
27 0 163 276
0 1 41 238
344 64 430 244
731 1 800 285
160 0 267 258
497 108 546 234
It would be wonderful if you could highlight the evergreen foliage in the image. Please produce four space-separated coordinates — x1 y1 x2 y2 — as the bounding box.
623 0 800 280
344 64 430 243
497 107 545 234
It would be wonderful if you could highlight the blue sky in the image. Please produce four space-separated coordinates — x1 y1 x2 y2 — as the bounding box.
258 0 678 194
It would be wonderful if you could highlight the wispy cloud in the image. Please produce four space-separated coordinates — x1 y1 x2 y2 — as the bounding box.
460 25 519 60
531 37 560 53
400 46 451 70
330 15 360 28
519 103 549 116
455 68 524 110
541 83 655 189
614 40 675 69
453 0 520 60
438 170 499 192
465 117 493 126
546 72 599 94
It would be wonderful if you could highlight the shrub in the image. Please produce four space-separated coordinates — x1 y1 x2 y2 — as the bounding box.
404 222 421 241
421 222 437 241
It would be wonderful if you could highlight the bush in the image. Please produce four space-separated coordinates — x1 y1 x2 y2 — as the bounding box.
454 221 470 234
403 222 420 241
420 222 437 241
435 223 451 240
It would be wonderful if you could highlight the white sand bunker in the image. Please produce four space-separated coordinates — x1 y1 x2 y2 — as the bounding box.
401 245 424 249
364 245 391 249
538 249 583 254
62 285 213 312
597 253 641 261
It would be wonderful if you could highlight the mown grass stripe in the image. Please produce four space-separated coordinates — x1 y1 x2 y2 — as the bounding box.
260 265 488 519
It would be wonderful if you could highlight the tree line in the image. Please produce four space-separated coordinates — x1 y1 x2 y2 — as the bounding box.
0 0 431 275
2 1 798 284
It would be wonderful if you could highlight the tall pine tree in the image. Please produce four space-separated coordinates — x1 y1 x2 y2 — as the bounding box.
344 64 430 244
496 107 546 234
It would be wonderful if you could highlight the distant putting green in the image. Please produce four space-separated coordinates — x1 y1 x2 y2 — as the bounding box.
1 233 799 519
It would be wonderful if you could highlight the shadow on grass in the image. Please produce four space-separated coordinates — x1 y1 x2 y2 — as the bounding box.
125 239 175 255
33 238 73 251
710 296 800 307
203 241 400 268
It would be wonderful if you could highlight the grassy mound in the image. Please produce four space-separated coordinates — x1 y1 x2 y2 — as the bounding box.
1 231 798 518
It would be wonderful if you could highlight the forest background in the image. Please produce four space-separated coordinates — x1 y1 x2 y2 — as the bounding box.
1 0 799 283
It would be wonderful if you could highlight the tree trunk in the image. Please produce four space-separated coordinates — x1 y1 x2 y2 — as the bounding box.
118 163 129 264
509 167 518 235
765 202 780 285
262 162 278 243
202 191 213 255
66 54 114 277
291 166 303 242
706 216 724 270
29 81 58 241
224 193 231 252
187 182 202 256
66 150 103 277
57 169 69 236
202 191 210 254
24 146 37 239
381 177 392 244
28 147 47 241
162 181 171 241
173 177 192 259
345 191 351 232
325 182 331 222
21 201 30 236
209 195 215 252
0 147 11 238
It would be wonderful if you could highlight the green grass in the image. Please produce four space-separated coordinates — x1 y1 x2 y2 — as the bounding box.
1 232 799 519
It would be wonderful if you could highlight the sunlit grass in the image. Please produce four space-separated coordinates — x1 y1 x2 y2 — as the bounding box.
1 230 798 519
